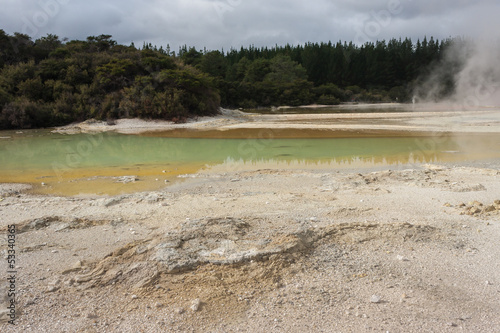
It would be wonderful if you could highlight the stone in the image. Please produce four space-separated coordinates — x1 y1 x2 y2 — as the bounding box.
115 176 138 184
47 285 59 292
54 223 71 232
75 274 92 283
64 278 75 286
175 307 185 315
467 207 481 215
146 193 160 203
0 309 11 323
62 260 84 275
370 295 381 304
103 197 124 207
73 260 83 269
484 205 496 213
190 299 202 312
47 279 61 292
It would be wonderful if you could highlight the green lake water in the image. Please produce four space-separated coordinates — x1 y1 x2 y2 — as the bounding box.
1 129 499 196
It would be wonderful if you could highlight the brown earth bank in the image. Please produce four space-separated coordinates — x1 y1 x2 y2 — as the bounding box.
1 163 500 332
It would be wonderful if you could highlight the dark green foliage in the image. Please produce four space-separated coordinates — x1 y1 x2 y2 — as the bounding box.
0 86 12 109
312 84 346 101
222 55 314 107
33 34 62 61
117 66 220 121
0 98 53 129
180 46 203 66
200 51 227 78
202 37 460 108
96 59 138 90
0 32 221 129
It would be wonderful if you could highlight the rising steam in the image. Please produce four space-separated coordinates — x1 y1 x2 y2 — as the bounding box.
414 38 500 108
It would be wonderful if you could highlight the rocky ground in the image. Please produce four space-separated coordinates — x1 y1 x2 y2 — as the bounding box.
1 163 500 332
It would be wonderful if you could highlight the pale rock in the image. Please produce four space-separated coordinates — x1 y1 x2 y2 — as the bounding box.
103 197 124 207
115 176 138 184
47 285 59 293
73 260 83 269
484 205 496 213
190 299 202 312
0 307 10 320
146 193 160 203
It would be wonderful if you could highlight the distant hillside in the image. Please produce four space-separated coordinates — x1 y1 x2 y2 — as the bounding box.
0 30 465 129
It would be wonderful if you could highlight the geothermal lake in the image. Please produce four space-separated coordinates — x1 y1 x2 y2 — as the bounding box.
1 127 499 196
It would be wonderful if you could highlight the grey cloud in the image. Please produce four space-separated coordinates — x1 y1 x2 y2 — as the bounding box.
0 0 497 50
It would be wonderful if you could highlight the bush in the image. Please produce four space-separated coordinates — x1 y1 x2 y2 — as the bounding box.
0 87 12 109
345 85 362 95
312 84 346 101
317 94 340 105
388 86 410 102
0 98 52 129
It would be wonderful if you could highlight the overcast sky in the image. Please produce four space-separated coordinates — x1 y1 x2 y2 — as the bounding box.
0 0 498 51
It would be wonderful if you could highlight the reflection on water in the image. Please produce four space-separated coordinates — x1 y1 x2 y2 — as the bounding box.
0 129 499 196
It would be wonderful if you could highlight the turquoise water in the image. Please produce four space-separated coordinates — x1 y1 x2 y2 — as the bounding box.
0 131 475 170
1 129 499 195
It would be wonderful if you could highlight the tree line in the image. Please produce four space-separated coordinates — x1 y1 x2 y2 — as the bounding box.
0 30 464 129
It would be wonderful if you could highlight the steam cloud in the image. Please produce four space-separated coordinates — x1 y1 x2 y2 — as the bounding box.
415 39 500 108
453 40 500 107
